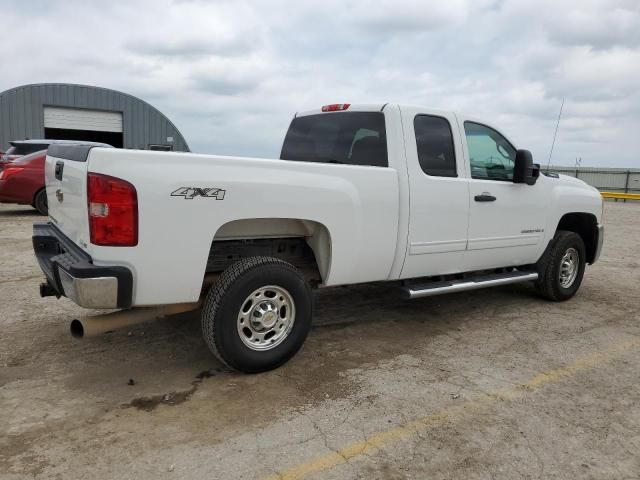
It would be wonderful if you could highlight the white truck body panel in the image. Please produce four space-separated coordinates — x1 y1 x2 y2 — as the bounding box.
43 103 603 308
84 149 400 305
399 106 470 278
459 112 551 270
44 155 90 247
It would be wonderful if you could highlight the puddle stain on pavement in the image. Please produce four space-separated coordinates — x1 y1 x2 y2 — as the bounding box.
122 367 227 412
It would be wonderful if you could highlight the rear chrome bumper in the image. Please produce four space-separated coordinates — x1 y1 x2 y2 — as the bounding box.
592 223 604 264
32 223 132 309
58 270 120 309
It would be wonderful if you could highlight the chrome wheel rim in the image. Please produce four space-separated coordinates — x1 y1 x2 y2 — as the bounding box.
559 247 579 288
237 285 296 351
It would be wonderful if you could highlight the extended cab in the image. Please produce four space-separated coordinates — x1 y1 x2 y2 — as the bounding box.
33 103 604 372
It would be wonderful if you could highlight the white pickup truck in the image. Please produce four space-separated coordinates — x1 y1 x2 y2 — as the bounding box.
33 103 604 372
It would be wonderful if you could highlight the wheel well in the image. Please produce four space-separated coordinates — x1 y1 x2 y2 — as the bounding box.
206 218 332 286
556 213 598 263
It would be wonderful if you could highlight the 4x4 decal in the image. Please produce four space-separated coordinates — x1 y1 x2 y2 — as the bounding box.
171 187 226 200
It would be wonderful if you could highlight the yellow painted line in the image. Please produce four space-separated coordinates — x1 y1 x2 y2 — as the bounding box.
265 338 640 480
601 191 640 200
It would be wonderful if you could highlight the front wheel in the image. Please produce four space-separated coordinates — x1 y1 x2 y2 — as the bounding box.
535 230 586 301
201 257 312 373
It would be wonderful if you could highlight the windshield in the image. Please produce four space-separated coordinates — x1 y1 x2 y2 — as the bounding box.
280 112 388 167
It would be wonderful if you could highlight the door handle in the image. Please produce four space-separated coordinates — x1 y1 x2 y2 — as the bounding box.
474 194 496 202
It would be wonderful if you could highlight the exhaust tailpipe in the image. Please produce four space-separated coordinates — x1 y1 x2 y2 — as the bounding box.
70 302 200 339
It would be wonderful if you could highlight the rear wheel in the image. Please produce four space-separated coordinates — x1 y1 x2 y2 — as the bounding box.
33 189 48 216
201 257 312 373
535 230 586 301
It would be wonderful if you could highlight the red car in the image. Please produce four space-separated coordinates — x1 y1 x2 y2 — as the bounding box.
0 150 48 215
0 140 51 167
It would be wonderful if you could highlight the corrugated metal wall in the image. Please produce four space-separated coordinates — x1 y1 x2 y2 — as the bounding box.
549 166 640 193
0 83 189 151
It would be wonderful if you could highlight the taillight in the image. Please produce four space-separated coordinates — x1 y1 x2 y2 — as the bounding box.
87 173 138 246
0 166 24 180
321 103 350 112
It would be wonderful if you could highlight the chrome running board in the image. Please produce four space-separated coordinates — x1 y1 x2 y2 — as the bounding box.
402 271 538 300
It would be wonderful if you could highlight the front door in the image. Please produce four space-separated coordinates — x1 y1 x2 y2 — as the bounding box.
401 108 470 279
461 120 548 270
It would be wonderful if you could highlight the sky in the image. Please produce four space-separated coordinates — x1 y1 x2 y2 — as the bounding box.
0 0 638 167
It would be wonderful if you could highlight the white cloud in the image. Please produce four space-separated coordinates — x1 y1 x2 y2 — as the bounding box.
0 0 639 166
353 0 471 32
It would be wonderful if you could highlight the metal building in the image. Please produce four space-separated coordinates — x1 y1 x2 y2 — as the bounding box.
0 83 189 152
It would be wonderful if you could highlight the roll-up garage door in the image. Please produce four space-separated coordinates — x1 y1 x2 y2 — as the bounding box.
44 107 123 132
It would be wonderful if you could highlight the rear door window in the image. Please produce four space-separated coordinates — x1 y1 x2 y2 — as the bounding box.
414 115 457 177
280 112 388 167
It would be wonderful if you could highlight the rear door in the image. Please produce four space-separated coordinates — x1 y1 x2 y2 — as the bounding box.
45 144 98 248
400 107 470 278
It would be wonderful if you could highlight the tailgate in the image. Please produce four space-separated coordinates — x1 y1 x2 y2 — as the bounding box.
45 143 109 248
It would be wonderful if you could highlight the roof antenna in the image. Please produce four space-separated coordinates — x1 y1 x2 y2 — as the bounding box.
546 97 564 172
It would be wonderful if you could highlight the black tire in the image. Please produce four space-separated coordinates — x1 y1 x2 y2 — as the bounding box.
33 189 48 216
201 256 312 373
535 230 586 301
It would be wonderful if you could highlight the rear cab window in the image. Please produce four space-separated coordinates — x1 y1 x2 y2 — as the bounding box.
280 112 388 167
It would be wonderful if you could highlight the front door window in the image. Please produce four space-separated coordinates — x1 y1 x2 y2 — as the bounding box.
464 122 516 181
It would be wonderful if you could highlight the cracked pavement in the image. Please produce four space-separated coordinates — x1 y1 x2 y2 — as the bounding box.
1 201 640 479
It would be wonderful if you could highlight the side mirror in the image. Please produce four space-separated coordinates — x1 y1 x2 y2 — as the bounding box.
513 149 540 185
